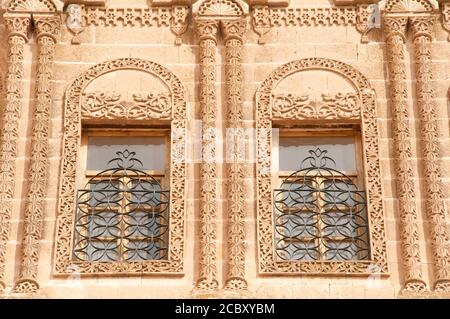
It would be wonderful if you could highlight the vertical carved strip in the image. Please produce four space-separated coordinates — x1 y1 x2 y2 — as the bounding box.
383 16 427 292
12 16 60 294
410 16 450 292
0 15 31 293
195 19 219 291
222 19 248 291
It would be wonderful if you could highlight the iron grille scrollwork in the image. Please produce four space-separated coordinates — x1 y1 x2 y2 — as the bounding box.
73 150 169 262
274 148 370 261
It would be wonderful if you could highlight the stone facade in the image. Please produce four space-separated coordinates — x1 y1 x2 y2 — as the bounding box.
0 0 449 299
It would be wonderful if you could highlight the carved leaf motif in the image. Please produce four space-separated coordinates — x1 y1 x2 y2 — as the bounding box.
81 92 171 120
272 92 360 120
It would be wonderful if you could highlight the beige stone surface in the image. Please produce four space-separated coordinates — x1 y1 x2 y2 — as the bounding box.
0 0 449 299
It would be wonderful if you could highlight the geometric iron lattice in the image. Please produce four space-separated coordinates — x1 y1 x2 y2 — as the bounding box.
273 148 369 261
73 150 169 262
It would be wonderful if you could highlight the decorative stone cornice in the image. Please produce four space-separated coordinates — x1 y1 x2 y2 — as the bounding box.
251 4 377 44
193 0 249 17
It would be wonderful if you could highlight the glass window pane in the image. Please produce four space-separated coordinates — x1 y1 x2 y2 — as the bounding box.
278 136 356 171
87 136 166 171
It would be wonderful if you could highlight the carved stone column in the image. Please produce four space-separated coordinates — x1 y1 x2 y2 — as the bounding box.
383 16 427 292
0 15 31 293
222 19 248 291
195 19 220 291
12 15 60 294
410 16 450 292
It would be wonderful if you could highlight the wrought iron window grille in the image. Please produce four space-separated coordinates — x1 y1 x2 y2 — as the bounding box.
73 149 170 262
274 148 370 261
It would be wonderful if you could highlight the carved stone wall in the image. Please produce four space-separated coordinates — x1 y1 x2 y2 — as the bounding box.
0 0 449 299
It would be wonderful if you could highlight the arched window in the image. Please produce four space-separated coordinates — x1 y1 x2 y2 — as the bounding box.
256 58 388 275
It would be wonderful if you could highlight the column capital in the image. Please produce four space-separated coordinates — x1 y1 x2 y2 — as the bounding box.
33 15 61 42
221 19 247 42
409 15 435 41
195 19 219 43
382 15 408 41
3 14 32 41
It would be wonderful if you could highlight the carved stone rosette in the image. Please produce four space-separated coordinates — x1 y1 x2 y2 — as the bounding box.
195 19 220 291
12 15 61 294
410 16 450 292
383 16 427 293
0 15 31 293
222 19 248 291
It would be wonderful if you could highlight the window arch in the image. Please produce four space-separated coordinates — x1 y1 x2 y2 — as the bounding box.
256 58 388 275
54 58 186 275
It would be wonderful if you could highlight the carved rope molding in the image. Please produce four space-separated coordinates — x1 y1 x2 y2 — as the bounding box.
222 19 248 291
383 16 427 293
12 15 61 295
0 15 31 293
81 5 189 45
195 19 220 291
272 92 360 120
410 16 450 293
256 58 388 275
252 4 372 44
80 92 172 120
54 58 187 275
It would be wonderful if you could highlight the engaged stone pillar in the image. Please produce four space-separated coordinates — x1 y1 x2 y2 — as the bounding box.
410 16 450 292
222 19 248 291
195 18 220 291
0 14 31 293
12 15 61 294
383 16 427 292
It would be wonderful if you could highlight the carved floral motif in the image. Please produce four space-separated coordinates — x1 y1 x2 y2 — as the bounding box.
252 5 372 43
81 92 172 120
83 6 189 45
272 92 360 120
